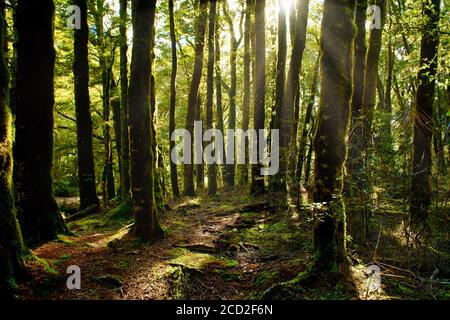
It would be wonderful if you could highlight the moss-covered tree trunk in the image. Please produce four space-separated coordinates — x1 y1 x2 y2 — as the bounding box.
0 6 25 298
206 0 217 195
120 0 131 201
409 0 440 238
250 0 265 196
346 0 367 183
14 0 67 246
73 0 100 211
276 0 309 194
183 0 207 196
296 54 319 194
312 0 355 272
168 0 180 199
128 0 163 240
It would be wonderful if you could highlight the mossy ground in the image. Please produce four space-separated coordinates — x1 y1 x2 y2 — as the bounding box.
15 190 450 300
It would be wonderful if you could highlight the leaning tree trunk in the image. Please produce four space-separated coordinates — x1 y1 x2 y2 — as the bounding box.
183 0 207 196
120 0 131 201
409 0 440 239
0 6 25 298
206 0 217 195
250 0 266 196
312 0 355 273
128 0 164 240
276 0 309 194
168 0 180 198
73 0 100 211
14 0 67 246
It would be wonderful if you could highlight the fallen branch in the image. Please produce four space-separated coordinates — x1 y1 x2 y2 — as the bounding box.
65 204 100 222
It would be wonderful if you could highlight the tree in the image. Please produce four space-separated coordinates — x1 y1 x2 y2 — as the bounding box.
215 7 226 177
92 0 116 202
73 0 100 211
296 54 319 195
183 0 208 196
120 0 131 201
128 0 164 240
206 0 217 195
276 0 309 194
0 5 25 298
168 0 180 198
240 0 252 184
223 0 241 186
409 0 440 239
269 0 286 191
250 0 265 196
14 0 67 246
346 0 367 181
312 0 355 272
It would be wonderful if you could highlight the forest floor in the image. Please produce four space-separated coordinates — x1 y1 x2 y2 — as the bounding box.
17 190 450 300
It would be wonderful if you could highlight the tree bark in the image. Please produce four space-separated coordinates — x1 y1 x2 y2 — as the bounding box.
250 0 266 195
346 0 367 182
14 0 67 246
0 6 25 298
240 0 252 184
223 1 238 186
120 0 131 200
312 0 355 272
269 0 286 191
168 0 180 198
73 0 100 211
276 0 309 194
409 0 440 238
128 0 164 240
183 0 207 196
206 0 217 195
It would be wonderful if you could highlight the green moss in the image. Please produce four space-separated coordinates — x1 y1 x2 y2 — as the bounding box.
168 248 238 271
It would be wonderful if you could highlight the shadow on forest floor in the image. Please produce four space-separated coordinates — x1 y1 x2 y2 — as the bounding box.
17 190 449 300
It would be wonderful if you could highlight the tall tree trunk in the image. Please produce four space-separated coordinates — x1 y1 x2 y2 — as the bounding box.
73 0 100 210
312 0 355 272
296 54 319 191
215 9 226 180
183 0 207 196
269 0 287 191
0 6 25 298
250 0 265 195
346 0 367 184
168 0 180 198
120 0 131 200
206 0 217 195
240 0 251 184
223 1 237 186
409 0 440 239
128 0 164 240
14 0 67 246
195 93 204 189
276 0 309 194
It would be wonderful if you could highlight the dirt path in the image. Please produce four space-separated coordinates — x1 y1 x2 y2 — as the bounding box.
18 191 449 300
